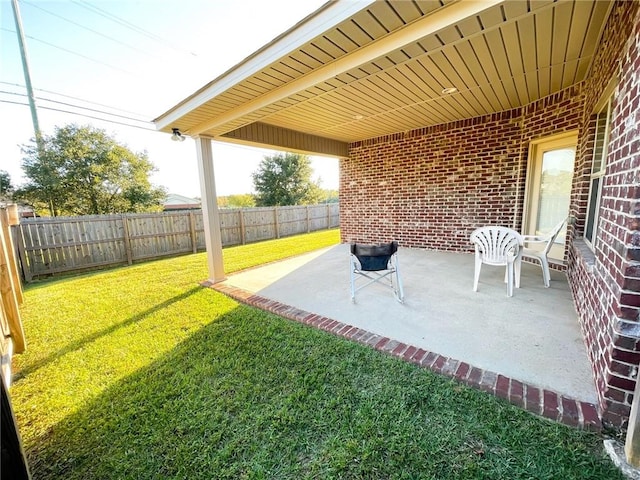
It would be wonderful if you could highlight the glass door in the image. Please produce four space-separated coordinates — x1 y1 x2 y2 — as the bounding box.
524 133 576 262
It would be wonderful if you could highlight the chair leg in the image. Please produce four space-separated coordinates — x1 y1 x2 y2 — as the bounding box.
394 262 404 304
540 256 550 288
514 256 521 289
506 262 514 297
473 256 482 292
350 258 356 302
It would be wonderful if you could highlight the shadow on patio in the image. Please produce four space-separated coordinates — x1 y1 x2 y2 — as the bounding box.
212 244 599 428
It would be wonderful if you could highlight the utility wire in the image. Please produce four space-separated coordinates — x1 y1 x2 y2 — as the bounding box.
3 98 300 156
3 97 285 154
21 0 160 59
71 0 198 57
3 2 194 125
0 90 152 124
0 81 153 119
1 27 132 74
1 99 156 132
72 0 166 42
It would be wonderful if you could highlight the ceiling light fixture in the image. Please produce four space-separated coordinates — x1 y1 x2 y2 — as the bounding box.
171 128 186 142
441 87 458 95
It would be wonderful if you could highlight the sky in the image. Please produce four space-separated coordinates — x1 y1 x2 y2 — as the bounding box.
0 0 337 198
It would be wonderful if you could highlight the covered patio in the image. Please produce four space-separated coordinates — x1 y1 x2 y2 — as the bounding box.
154 0 640 431
212 244 599 428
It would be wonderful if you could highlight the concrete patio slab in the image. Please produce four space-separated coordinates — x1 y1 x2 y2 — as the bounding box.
219 244 598 407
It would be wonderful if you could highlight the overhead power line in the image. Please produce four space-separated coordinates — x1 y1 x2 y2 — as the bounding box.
0 27 132 74
21 0 159 59
0 90 152 124
0 99 156 132
0 81 153 119
3 1 194 135
71 0 198 57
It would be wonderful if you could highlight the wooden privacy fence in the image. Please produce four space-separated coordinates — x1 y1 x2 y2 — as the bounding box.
14 204 340 281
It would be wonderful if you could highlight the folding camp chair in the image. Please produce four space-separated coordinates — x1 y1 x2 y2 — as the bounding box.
350 241 404 303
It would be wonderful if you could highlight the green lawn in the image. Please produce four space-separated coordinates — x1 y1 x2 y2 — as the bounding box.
11 228 621 479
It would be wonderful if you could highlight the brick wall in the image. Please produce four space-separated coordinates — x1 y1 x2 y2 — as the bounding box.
567 0 640 428
342 112 522 249
341 89 583 251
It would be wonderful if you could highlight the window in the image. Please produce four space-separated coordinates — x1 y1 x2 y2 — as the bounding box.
584 97 612 250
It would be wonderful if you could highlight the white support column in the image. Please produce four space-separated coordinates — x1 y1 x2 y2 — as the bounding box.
195 136 226 283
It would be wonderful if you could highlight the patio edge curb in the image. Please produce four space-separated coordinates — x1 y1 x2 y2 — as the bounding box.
207 282 601 431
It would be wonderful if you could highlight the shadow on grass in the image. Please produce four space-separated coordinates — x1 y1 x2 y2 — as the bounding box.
26 304 622 480
16 286 202 379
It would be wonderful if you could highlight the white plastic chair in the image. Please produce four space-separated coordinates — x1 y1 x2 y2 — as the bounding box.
521 217 568 288
350 241 404 303
470 226 522 297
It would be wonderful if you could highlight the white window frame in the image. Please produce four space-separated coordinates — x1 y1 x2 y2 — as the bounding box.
584 95 613 251
522 132 577 263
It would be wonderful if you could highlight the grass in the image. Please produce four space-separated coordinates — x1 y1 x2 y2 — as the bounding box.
10 228 622 479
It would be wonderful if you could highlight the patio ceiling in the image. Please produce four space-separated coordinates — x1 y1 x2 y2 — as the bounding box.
154 0 613 157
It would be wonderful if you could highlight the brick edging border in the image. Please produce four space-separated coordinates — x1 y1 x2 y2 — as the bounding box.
205 281 601 431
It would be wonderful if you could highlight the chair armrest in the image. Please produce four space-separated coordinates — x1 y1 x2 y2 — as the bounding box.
522 235 547 243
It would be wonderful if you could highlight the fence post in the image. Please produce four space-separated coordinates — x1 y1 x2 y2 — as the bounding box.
326 204 331 229
1 207 22 304
188 211 197 253
239 209 246 245
0 209 25 353
306 205 310 233
274 206 280 239
13 225 31 283
121 215 133 266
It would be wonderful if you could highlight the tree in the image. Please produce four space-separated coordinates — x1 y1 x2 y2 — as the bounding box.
320 189 339 203
217 194 256 208
0 170 13 200
16 125 166 216
252 152 322 206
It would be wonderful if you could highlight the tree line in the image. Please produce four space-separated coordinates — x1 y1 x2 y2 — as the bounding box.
1 124 338 216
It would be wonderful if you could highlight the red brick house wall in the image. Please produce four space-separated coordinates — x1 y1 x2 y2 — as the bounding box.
342 111 523 249
567 1 640 428
340 0 640 428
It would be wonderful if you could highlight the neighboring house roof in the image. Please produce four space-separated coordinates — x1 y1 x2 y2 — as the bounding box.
163 193 201 210
0 202 35 215
154 0 612 156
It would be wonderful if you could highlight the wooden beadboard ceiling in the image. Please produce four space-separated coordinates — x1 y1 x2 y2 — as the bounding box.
156 0 612 148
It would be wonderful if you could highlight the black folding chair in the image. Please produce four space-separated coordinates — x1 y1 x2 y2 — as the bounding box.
350 241 404 303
